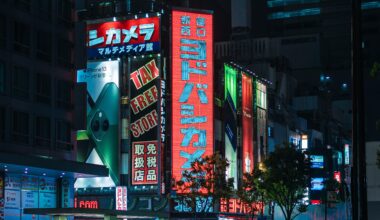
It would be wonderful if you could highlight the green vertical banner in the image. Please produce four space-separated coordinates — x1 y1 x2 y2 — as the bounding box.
224 64 238 188
77 60 120 185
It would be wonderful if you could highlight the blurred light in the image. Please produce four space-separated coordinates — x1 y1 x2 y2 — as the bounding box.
113 17 117 22
4 169 8 172
43 173 46 176
145 13 149 18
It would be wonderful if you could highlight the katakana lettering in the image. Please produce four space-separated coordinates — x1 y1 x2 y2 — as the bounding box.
122 25 138 43
106 28 121 45
180 127 206 147
88 30 104 46
180 149 205 168
180 39 206 60
139 23 155 40
179 83 209 104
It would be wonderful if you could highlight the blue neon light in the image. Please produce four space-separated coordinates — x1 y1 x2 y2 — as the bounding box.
267 0 320 7
361 1 380 9
268 8 320 19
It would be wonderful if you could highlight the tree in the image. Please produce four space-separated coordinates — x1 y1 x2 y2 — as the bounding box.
173 152 235 214
260 144 309 220
237 169 265 219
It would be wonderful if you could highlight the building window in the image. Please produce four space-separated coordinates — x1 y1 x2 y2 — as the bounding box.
0 107 4 141
268 8 320 20
57 0 72 23
14 21 30 55
12 111 29 144
37 0 52 20
14 0 31 12
55 120 72 150
12 66 29 100
36 30 51 62
35 116 50 148
0 15 5 49
56 80 72 109
57 38 72 68
34 73 51 104
0 61 5 94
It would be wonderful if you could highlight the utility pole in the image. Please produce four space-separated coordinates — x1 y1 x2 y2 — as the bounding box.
351 0 367 219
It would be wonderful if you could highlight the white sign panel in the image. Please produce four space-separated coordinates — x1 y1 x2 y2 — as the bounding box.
115 186 127 210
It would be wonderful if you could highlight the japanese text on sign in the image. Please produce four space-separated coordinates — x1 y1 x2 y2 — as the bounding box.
115 186 127 210
86 17 160 58
132 141 158 185
171 10 214 183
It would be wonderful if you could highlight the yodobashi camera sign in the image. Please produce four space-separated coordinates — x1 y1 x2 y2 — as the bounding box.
171 9 214 183
86 17 160 59
77 60 120 185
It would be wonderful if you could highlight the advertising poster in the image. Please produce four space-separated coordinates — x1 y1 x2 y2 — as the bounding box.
21 191 38 220
310 155 324 169
171 10 214 183
129 55 160 185
256 81 267 162
115 186 127 210
77 60 120 185
86 17 160 59
242 73 254 174
224 64 238 188
4 175 21 220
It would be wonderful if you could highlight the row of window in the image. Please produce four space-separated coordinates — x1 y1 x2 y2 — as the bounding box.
0 17 73 67
5 0 72 22
215 39 268 59
0 107 72 150
0 61 72 108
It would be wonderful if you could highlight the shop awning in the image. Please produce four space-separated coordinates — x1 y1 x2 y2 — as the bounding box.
0 152 108 178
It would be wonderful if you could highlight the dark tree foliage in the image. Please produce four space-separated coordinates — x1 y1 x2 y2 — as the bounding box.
174 152 235 214
237 169 265 218
260 144 309 220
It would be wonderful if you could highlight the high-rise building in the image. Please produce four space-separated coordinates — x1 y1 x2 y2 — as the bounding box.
0 1 108 219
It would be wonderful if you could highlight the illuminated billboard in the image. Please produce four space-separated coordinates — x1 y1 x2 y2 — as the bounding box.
224 64 238 188
311 178 324 191
171 10 214 182
256 81 267 162
77 60 120 185
310 155 324 169
129 55 160 185
242 73 254 174
86 17 160 59
344 144 350 165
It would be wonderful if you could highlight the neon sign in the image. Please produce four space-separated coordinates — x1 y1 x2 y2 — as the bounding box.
171 10 214 183
242 73 254 174
86 17 160 58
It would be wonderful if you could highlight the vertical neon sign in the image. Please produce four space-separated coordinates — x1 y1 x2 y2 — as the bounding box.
242 73 254 173
171 10 214 181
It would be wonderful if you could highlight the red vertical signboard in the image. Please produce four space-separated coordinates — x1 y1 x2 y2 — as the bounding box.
242 73 254 173
171 10 214 181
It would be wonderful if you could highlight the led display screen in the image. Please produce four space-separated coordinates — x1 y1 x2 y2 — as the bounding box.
344 144 350 165
224 64 238 188
171 10 214 182
311 178 324 191
77 60 120 185
86 17 160 59
310 155 324 169
242 73 254 174
129 55 160 185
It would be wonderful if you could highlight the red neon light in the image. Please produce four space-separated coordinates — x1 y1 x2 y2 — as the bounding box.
74 199 99 209
220 198 263 214
334 171 341 183
86 17 160 48
311 200 321 205
171 10 214 183
242 73 254 174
